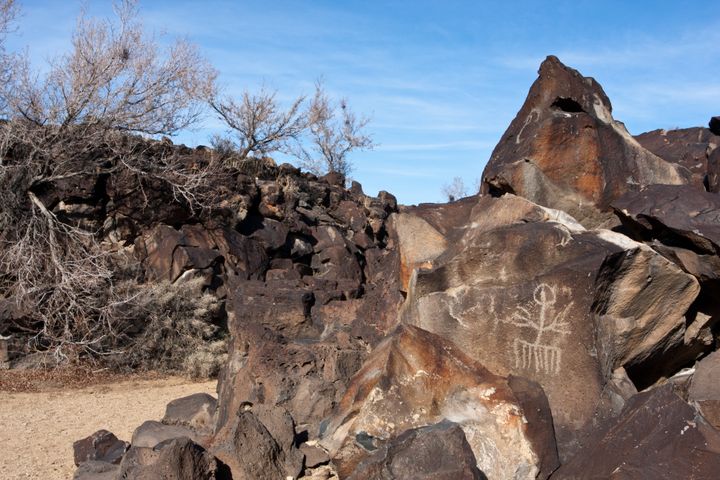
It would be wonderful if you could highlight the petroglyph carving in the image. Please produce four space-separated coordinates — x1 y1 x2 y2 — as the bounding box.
502 283 572 375
444 287 497 328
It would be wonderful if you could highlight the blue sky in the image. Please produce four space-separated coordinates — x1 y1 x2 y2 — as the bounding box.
7 1 720 205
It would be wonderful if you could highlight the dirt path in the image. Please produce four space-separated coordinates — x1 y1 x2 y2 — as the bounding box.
0 376 217 479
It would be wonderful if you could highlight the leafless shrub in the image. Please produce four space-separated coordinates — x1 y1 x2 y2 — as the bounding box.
0 0 220 363
114 278 227 377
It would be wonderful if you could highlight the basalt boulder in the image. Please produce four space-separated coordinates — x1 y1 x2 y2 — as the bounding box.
211 405 304 480
401 194 699 459
117 437 219 480
612 184 720 329
481 55 686 228
552 384 720 479
635 126 719 189
688 350 720 429
613 184 720 255
348 420 486 480
73 430 128 467
320 324 559 480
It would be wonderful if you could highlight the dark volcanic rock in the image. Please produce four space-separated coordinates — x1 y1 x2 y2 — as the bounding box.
320 324 559 480
215 320 367 436
73 460 119 480
552 384 720 480
689 350 720 429
710 116 720 136
635 127 719 189
481 55 686 228
162 393 217 434
130 421 203 449
136 224 267 283
118 437 219 480
612 185 720 356
401 194 699 459
348 420 486 480
73 430 128 467
613 184 720 255
709 147 720 193
210 407 302 480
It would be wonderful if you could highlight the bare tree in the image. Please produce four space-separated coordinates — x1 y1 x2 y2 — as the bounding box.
297 82 373 177
209 88 309 161
441 176 469 202
0 0 219 362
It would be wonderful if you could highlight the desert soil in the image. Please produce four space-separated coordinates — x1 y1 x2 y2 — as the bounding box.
0 370 216 479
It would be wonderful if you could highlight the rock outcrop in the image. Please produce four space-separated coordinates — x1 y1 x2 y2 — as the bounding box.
481 55 686 227
400 194 700 458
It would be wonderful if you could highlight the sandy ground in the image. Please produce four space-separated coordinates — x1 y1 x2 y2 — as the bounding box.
0 375 217 479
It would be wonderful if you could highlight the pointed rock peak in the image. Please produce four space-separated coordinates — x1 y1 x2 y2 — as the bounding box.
481 56 686 228
533 55 612 120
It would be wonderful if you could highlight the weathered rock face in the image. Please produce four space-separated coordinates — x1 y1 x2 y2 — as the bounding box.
635 127 719 190
214 178 404 435
117 437 219 480
73 430 128 467
613 184 720 255
162 393 217 434
395 196 478 291
612 184 720 351
348 420 486 480
401 194 699 459
320 324 559 480
689 350 720 429
709 147 720 193
481 55 686 227
552 385 720 479
211 405 304 480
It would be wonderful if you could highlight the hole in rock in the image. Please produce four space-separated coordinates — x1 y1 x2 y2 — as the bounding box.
551 97 584 113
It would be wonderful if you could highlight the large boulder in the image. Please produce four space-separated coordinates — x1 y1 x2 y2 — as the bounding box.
73 430 128 467
348 420 485 480
117 437 219 480
320 324 559 480
210 405 303 480
612 184 720 334
552 384 720 479
481 56 686 228
401 194 699 459
394 196 478 291
613 184 720 255
162 393 217 434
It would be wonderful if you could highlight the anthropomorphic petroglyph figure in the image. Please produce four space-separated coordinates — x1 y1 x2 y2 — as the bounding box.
505 283 572 375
